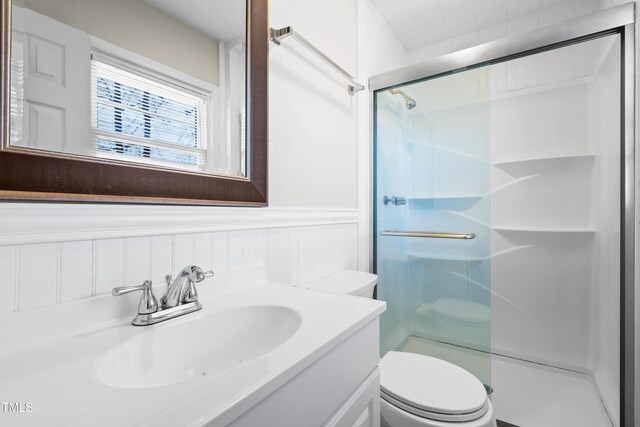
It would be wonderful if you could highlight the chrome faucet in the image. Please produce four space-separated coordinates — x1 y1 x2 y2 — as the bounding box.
162 266 213 308
112 265 214 326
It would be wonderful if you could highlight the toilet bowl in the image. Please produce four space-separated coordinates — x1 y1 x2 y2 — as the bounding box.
302 270 497 427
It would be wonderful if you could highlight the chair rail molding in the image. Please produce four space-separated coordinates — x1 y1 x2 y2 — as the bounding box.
0 205 358 245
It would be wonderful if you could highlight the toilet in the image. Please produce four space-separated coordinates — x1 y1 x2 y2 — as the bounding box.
301 271 496 427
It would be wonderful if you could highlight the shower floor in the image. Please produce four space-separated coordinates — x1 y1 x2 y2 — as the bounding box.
399 336 613 427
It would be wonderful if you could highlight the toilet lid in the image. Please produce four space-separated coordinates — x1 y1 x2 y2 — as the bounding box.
301 270 377 296
380 352 488 418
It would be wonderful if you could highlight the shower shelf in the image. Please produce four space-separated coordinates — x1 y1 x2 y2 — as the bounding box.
493 154 595 169
408 252 484 262
492 226 596 233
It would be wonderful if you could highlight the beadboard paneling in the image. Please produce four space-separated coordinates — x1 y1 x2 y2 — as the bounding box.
95 239 125 296
0 216 358 314
228 231 245 271
59 240 93 302
0 246 16 313
268 227 299 285
212 232 230 273
17 243 58 310
125 237 151 288
151 235 173 287
0 205 358 245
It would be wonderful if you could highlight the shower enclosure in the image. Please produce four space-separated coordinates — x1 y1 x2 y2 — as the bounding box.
371 5 636 427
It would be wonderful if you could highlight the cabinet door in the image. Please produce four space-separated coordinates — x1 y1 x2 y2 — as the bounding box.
330 370 380 427
350 397 378 427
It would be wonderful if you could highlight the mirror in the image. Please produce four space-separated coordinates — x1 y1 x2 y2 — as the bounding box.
0 0 268 205
10 0 246 177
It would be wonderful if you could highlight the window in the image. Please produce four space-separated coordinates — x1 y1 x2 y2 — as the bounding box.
91 59 208 170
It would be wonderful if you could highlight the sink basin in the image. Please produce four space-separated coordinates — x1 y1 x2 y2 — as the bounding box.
95 305 301 389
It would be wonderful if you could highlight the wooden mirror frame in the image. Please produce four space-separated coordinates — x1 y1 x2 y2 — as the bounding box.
0 0 268 206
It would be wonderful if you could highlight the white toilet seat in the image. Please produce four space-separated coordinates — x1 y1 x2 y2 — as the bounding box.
380 389 489 422
380 352 493 426
380 396 496 427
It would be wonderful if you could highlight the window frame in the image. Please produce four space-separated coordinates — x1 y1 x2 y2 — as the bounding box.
90 52 213 172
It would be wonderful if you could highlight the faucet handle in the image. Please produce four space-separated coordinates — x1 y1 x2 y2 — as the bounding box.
193 267 214 282
112 280 158 315
182 269 214 304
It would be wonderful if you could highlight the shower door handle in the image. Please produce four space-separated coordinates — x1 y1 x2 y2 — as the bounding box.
383 196 407 206
380 231 476 240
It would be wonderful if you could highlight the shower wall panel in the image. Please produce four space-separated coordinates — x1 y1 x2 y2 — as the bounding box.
489 38 618 373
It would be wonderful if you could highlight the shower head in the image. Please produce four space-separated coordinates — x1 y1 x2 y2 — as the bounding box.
389 89 417 110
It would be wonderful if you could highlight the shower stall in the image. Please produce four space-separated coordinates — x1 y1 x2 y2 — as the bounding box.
371 4 636 427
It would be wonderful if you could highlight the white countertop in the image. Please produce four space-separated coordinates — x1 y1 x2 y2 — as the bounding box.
0 268 385 427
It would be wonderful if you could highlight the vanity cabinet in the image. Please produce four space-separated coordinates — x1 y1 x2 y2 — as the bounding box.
227 319 381 427
0 272 385 427
328 370 380 427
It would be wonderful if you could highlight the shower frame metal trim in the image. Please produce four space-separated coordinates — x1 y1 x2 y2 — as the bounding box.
369 3 637 426
369 3 634 92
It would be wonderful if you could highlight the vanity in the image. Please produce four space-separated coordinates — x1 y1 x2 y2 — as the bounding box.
0 267 385 426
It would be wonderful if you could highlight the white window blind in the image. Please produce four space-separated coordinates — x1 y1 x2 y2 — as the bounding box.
91 59 207 169
10 34 24 145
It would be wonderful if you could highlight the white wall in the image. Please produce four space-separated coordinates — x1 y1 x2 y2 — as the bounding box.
15 0 220 85
601 0 631 6
405 0 600 64
269 0 358 209
356 0 408 77
0 0 362 316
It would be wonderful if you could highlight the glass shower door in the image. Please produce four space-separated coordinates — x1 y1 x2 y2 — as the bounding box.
374 66 493 387
374 34 622 426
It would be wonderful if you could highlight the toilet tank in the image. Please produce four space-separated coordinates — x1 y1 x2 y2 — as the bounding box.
300 270 378 298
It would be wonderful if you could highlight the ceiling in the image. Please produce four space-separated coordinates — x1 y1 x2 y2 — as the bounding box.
143 0 245 43
369 0 584 52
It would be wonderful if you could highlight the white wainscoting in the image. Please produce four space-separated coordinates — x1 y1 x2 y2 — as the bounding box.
0 206 358 314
